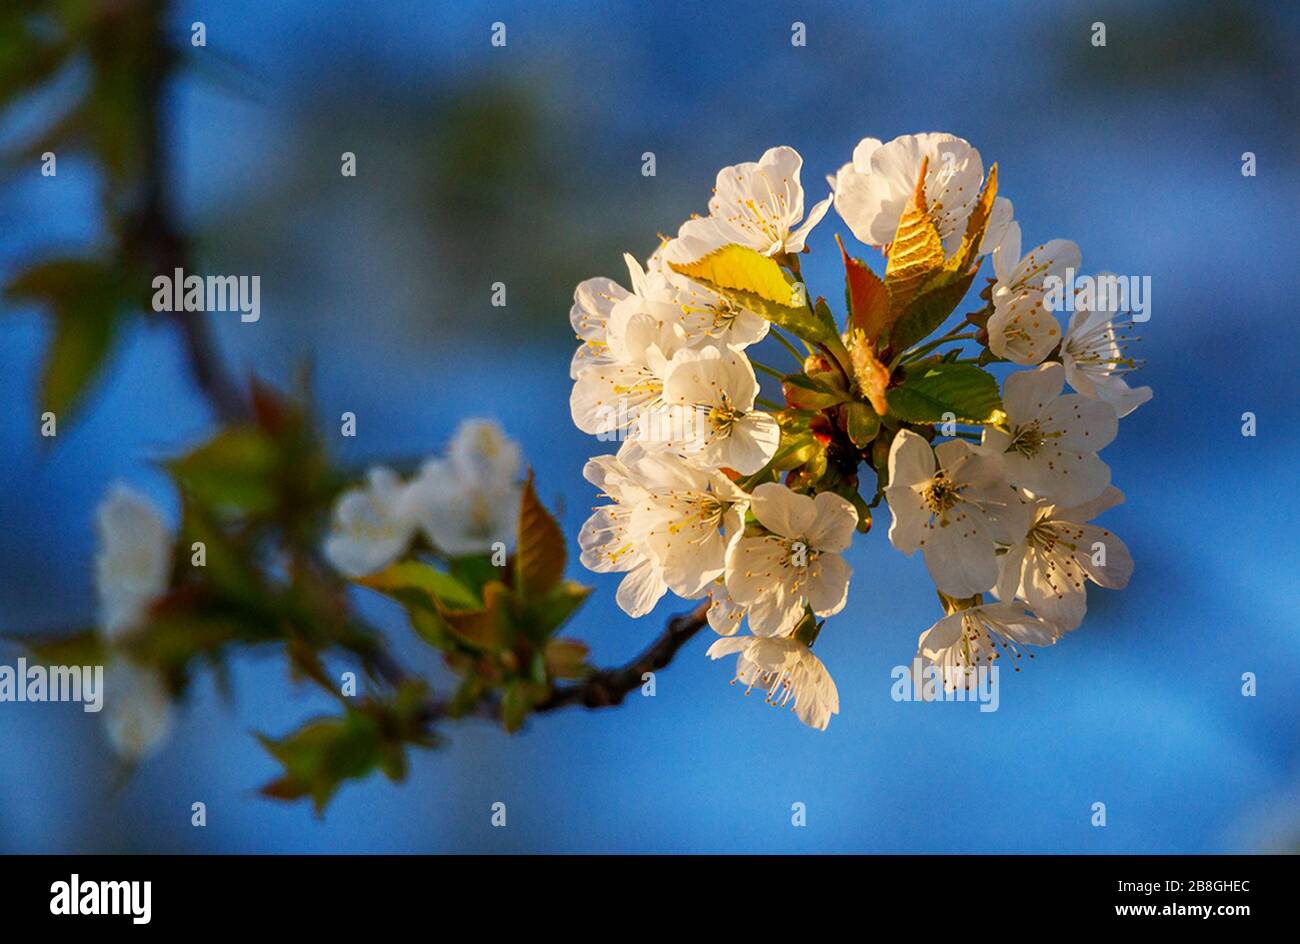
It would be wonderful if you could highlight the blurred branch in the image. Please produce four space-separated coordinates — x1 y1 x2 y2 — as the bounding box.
133 0 247 424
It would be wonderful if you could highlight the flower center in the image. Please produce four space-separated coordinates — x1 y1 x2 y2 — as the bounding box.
923 474 961 514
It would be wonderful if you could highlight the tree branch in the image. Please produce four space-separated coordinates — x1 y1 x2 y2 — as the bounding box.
534 602 709 712
135 2 248 424
410 602 711 725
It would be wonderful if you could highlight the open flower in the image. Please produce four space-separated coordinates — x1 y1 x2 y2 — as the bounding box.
980 363 1117 507
707 635 840 730
410 419 522 556
625 451 749 599
885 431 1022 598
647 244 770 350
323 467 418 577
579 443 669 617
667 146 830 259
986 225 1079 365
95 484 172 641
1061 290 1152 418
831 132 995 255
995 486 1134 631
724 483 857 637
568 290 687 440
569 274 631 379
917 601 1059 691
706 579 746 636
658 345 780 474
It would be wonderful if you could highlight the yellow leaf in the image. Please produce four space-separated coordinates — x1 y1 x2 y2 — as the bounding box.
946 163 998 274
884 156 946 312
669 244 803 309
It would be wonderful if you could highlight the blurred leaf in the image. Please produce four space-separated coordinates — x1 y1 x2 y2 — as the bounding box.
7 628 104 666
523 580 592 641
513 470 566 600
8 258 129 430
356 560 481 612
500 680 529 733
544 638 591 680
168 427 280 516
257 712 387 816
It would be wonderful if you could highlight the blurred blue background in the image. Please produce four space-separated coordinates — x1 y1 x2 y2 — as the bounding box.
1 0 1298 853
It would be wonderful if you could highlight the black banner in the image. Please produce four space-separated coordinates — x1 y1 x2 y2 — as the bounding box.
0 854 1281 930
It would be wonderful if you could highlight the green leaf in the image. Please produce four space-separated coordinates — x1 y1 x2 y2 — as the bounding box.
356 560 481 612
168 427 280 516
6 628 104 666
782 373 846 411
258 712 385 816
885 269 978 355
668 244 835 347
886 362 1002 424
8 259 128 430
844 402 881 447
514 470 566 600
500 680 530 733
524 579 592 640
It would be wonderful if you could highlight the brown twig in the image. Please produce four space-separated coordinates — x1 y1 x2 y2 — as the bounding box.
534 602 709 712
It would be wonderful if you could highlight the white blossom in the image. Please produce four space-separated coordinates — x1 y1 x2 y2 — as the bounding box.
987 225 1080 365
995 486 1134 631
980 363 1117 507
707 635 840 730
1061 291 1152 418
94 484 172 642
830 132 992 255
625 451 748 599
885 430 1023 598
658 345 780 474
725 483 857 637
569 275 631 380
917 601 1059 691
104 659 174 761
667 145 831 259
323 467 418 577
578 443 669 617
706 579 746 636
410 419 522 556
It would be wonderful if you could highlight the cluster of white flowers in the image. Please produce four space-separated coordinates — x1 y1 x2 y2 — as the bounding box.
323 419 523 576
570 133 1148 729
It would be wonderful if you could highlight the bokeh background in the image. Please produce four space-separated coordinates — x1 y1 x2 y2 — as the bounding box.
1 0 1298 853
